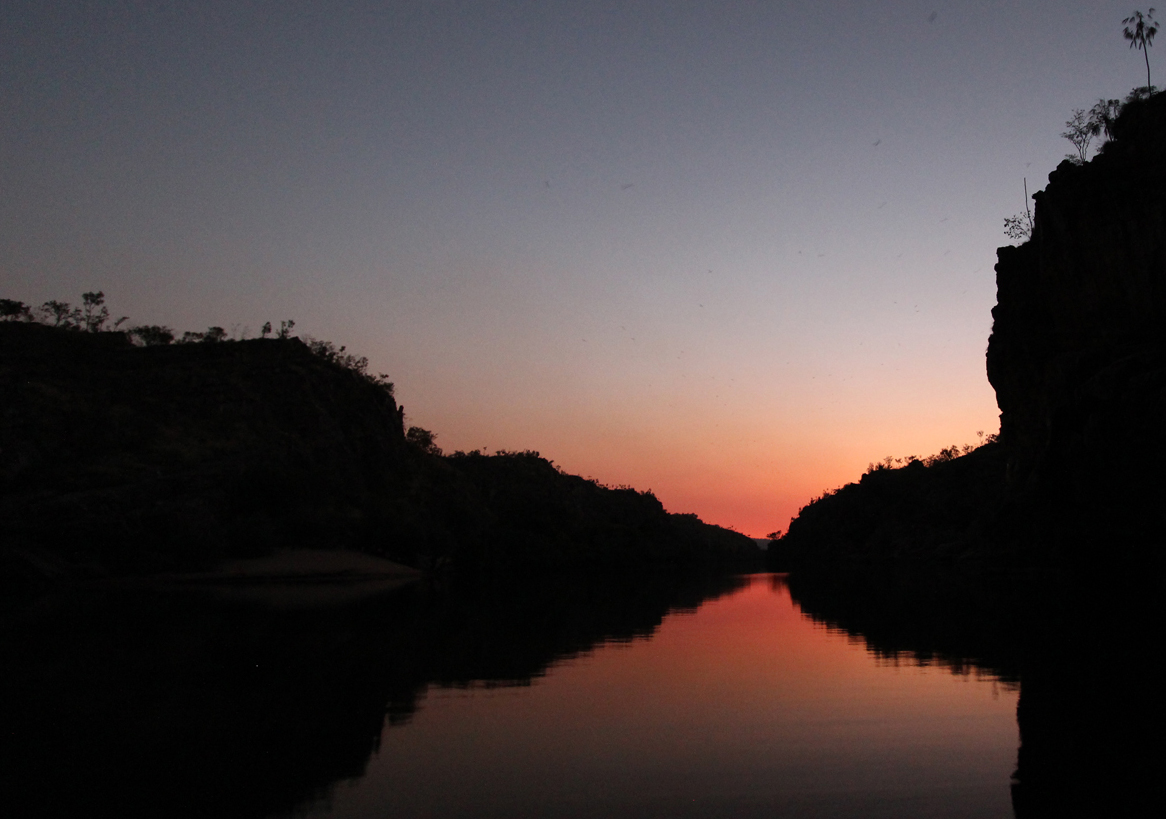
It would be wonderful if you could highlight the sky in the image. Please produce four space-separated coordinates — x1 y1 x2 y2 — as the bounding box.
0 1 1152 536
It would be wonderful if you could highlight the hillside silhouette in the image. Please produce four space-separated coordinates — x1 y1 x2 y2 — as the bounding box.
0 320 757 587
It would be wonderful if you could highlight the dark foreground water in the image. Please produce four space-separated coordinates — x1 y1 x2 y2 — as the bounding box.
0 568 1155 817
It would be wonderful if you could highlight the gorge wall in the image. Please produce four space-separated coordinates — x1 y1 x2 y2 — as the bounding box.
1 322 757 583
1 324 414 574
987 92 1166 563
774 91 1166 570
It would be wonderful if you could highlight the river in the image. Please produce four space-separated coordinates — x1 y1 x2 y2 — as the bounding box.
3 568 1151 817
309 574 1016 818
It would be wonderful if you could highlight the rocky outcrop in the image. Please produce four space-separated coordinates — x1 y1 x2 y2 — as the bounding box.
1 323 414 573
986 92 1166 561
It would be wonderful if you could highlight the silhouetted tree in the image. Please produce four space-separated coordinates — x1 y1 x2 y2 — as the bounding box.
179 327 227 343
1004 178 1035 242
406 426 442 455
81 291 111 332
1062 109 1101 163
261 321 272 338
303 336 395 396
1124 9 1159 92
0 299 32 321
277 320 295 339
305 337 366 371
1004 216 1032 241
1124 9 1160 90
1089 98 1124 140
1125 85 1155 104
38 300 81 328
925 445 961 466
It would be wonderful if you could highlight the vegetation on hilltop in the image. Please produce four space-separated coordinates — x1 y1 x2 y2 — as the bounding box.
1004 6 1162 242
766 440 1006 571
1005 84 1157 242
1123 8 1159 92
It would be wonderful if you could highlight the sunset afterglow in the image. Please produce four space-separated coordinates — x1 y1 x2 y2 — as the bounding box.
1 1 1141 533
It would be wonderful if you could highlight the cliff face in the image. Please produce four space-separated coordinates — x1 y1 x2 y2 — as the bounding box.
773 93 1166 571
986 93 1166 557
1 323 413 572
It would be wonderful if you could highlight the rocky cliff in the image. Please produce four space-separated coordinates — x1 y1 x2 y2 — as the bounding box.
774 91 1166 570
1 323 414 574
986 92 1166 562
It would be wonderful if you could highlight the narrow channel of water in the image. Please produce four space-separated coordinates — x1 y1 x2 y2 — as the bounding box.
310 574 1018 818
16 566 1149 818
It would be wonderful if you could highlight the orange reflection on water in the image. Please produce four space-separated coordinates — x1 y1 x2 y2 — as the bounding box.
320 575 1018 818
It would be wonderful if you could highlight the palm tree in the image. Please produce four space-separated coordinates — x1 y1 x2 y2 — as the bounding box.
1123 9 1160 93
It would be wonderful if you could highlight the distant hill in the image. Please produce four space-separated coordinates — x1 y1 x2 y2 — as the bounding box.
768 443 1007 569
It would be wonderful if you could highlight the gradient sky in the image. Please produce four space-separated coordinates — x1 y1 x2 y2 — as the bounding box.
1 1 1151 535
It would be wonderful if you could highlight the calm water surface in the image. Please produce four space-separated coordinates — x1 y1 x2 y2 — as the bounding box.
312 575 1018 818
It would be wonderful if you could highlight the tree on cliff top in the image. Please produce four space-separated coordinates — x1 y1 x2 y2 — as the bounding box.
1062 109 1102 164
1060 100 1123 166
1123 9 1159 93
1089 98 1124 140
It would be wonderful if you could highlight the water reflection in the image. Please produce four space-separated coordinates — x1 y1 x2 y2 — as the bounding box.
4 567 1151 818
0 571 744 818
784 567 1023 683
786 565 1162 818
319 573 1017 818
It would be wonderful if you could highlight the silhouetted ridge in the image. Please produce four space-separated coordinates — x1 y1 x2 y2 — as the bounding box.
0 321 757 583
446 450 757 571
770 442 1005 568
